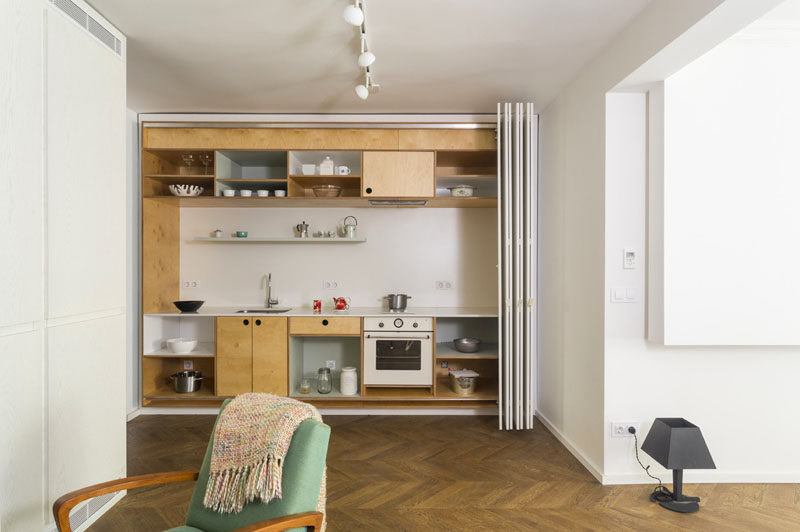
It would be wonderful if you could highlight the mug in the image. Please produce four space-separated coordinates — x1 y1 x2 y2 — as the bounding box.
274 190 287 197
336 165 351 175
332 297 350 310
257 189 269 197
312 299 322 314
240 189 252 197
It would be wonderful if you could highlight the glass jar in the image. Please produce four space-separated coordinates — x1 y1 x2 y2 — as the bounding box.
317 367 332 394
299 378 311 394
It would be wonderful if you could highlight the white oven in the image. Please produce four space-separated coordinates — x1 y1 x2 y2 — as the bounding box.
363 317 433 386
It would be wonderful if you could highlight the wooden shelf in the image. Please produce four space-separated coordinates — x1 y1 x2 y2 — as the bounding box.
144 174 215 179
363 386 433 400
435 376 498 400
144 383 217 401
436 342 498 359
144 342 214 358
216 178 287 183
143 196 497 208
291 388 361 400
193 236 366 243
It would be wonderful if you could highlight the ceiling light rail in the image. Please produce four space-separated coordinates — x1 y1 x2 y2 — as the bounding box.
343 0 379 100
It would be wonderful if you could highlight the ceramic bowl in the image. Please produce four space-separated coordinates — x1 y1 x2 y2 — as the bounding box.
169 184 204 197
240 189 252 197
257 189 269 197
166 338 198 354
222 189 236 197
274 190 287 197
173 300 204 313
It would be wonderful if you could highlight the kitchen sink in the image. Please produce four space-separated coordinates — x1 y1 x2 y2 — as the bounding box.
236 308 291 314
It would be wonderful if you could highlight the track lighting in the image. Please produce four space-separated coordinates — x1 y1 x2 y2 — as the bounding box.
344 0 379 100
342 3 364 26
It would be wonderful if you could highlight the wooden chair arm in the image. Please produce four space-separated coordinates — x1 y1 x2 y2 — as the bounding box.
233 511 324 532
53 470 200 532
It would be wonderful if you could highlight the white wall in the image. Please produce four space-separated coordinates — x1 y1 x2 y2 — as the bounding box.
180 207 497 308
537 0 728 477
0 1 127 530
604 8 800 483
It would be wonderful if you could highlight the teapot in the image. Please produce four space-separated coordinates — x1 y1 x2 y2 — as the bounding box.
332 296 350 311
343 215 358 239
295 221 309 238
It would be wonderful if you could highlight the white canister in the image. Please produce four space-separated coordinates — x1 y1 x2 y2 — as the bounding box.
319 156 334 175
340 366 358 396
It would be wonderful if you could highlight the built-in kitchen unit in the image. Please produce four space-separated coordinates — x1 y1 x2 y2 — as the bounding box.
141 123 499 409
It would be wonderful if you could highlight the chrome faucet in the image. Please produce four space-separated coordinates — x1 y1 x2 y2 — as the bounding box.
262 273 279 308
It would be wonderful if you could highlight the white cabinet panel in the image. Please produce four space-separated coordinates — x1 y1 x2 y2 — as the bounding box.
0 331 45 531
46 12 126 319
0 0 44 328
48 315 126 503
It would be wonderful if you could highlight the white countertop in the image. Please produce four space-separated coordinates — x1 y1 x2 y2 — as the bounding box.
145 305 498 318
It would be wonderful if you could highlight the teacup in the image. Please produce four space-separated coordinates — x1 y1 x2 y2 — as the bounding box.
274 190 287 197
240 189 252 197
222 189 236 197
336 165 351 175
257 190 269 197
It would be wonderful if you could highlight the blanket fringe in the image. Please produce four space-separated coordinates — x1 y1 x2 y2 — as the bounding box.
203 454 283 513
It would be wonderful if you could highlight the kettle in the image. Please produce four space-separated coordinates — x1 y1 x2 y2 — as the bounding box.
343 215 357 239
295 221 309 238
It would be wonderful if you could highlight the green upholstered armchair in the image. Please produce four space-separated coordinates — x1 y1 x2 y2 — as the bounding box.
54 401 330 532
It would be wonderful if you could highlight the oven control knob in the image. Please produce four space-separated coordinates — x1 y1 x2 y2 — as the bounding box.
393 318 404 328
413 322 418 328
378 322 384 328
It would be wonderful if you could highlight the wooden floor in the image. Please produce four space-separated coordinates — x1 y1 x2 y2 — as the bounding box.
88 415 800 532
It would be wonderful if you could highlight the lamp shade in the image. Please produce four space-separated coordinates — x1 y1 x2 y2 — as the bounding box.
642 418 716 470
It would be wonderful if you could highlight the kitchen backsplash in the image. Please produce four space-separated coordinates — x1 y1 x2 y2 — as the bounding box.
179 207 497 308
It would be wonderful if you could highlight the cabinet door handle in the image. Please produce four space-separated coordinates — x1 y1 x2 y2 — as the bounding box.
243 319 249 326
255 319 262 326
322 319 329 326
365 187 373 195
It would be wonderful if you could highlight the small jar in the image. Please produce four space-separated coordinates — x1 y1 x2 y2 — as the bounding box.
299 378 311 394
340 367 358 396
317 367 332 394
319 156 334 175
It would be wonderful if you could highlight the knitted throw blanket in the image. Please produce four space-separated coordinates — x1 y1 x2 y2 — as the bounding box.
203 393 326 527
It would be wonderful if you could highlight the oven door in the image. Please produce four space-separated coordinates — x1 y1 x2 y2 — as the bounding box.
363 332 432 386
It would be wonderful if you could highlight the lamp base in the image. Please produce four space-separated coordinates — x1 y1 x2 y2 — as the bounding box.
650 491 701 513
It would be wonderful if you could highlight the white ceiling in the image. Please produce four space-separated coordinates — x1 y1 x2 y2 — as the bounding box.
88 0 651 113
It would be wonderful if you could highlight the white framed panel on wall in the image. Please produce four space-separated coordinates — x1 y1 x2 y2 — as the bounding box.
46 8 126 319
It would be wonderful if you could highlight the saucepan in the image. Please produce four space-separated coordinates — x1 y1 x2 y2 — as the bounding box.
385 293 411 312
170 371 204 393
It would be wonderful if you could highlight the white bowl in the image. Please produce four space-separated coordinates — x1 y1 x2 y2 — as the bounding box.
222 189 236 197
274 190 286 197
257 189 269 197
301 164 316 175
240 189 252 197
166 338 197 354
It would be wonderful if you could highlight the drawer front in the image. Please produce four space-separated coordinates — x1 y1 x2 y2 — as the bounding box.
289 317 361 336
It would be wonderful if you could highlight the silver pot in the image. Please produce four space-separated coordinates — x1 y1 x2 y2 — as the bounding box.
170 371 204 393
385 293 411 311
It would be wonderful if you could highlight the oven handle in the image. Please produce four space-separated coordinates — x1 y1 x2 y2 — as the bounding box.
365 334 431 340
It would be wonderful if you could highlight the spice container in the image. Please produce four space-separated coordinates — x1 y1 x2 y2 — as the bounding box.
340 367 358 396
449 369 479 396
299 378 311 394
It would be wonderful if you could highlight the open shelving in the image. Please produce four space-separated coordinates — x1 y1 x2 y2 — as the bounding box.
288 336 362 399
193 236 366 243
144 341 215 358
435 342 498 359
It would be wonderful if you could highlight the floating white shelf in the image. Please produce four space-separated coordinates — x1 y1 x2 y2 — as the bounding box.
193 237 366 243
144 342 215 358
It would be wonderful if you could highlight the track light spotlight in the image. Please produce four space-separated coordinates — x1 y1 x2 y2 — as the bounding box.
343 3 364 26
355 84 369 100
358 51 375 68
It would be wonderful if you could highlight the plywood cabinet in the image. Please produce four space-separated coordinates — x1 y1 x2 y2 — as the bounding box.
253 317 288 395
216 316 288 397
215 317 253 396
362 151 434 198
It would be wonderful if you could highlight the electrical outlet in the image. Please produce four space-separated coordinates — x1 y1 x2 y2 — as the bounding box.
183 360 193 370
326 360 336 370
611 421 640 438
440 360 449 368
182 280 200 288
436 280 453 290
323 280 339 290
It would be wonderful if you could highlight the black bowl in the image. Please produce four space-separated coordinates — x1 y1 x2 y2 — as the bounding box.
173 300 204 313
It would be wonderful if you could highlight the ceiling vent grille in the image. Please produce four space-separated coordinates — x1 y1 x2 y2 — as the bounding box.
49 0 122 57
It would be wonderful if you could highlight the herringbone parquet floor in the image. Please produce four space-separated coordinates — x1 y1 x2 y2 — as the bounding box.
87 415 800 532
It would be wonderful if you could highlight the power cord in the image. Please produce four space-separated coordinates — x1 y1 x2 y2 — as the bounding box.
628 426 673 502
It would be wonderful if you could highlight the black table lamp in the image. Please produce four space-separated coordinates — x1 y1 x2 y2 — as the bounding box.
641 418 716 513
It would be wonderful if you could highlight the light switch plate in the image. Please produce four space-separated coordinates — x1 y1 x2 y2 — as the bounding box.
183 360 193 370
623 248 636 269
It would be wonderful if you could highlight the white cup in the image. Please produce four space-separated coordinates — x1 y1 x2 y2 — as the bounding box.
274 190 286 197
336 166 351 175
222 189 236 197
240 189 252 197
257 190 269 197
301 164 316 175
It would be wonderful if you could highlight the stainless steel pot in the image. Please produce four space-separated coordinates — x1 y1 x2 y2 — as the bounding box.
385 293 411 311
170 371 204 393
